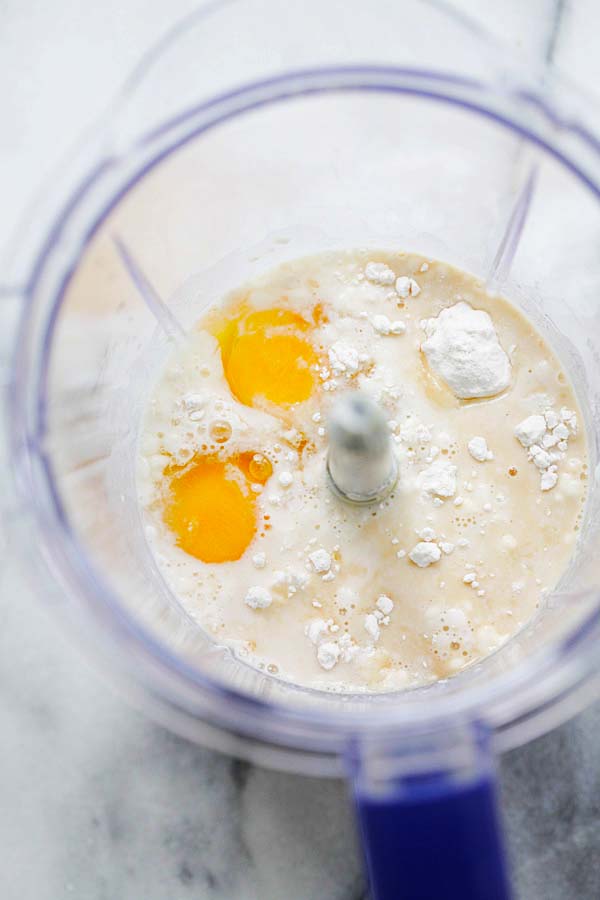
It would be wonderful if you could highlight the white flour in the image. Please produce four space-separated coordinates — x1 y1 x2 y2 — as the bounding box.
468 436 494 462
409 542 442 568
419 459 457 498
514 407 578 492
421 301 512 399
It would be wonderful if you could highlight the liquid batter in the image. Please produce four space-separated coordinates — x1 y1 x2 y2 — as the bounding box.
137 251 587 692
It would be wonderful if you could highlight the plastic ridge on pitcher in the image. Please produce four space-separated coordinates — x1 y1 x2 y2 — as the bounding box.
113 234 186 342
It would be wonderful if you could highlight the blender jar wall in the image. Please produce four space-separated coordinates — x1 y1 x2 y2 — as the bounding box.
5 0 600 762
37 94 518 681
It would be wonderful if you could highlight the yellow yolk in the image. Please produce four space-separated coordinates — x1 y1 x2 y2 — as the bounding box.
163 300 324 563
209 304 320 409
164 452 272 563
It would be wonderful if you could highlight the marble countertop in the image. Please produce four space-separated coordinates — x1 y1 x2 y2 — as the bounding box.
2 1 600 898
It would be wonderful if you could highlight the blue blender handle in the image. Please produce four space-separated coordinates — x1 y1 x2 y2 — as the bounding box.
349 727 513 900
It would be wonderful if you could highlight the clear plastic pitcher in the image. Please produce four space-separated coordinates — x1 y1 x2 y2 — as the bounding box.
4 2 600 897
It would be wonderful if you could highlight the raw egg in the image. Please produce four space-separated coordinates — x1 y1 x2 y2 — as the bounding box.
163 452 272 563
163 299 323 563
210 304 320 409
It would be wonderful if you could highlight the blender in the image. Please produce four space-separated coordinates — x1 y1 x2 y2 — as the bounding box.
3 1 600 896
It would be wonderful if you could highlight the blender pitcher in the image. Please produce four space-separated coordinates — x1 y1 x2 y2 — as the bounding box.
4 1 600 897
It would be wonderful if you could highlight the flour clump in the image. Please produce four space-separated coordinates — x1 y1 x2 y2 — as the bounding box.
419 458 457 498
365 261 396 285
244 586 272 609
409 542 442 568
468 436 493 462
317 641 341 670
514 415 546 448
421 301 511 399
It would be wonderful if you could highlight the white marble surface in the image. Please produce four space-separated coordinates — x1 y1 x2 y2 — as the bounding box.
2 1 600 898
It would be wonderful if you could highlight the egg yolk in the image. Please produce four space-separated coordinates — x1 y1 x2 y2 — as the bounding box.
164 452 273 563
164 300 324 563
211 305 319 408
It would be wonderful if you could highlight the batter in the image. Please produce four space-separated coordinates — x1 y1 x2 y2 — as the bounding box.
137 251 587 692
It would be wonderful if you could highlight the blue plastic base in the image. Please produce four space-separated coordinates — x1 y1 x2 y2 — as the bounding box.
355 771 513 900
